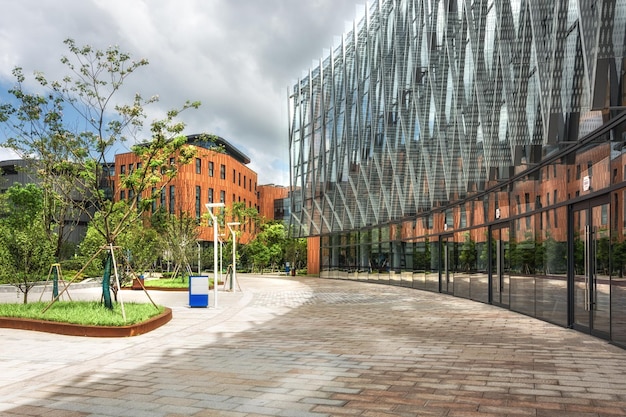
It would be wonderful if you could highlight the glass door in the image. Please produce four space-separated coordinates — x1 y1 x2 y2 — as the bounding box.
440 235 454 294
571 197 611 337
491 225 510 308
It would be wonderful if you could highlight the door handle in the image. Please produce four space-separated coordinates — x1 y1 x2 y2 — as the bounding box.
585 224 590 311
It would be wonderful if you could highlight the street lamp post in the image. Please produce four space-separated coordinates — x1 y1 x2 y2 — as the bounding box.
219 233 226 287
197 241 201 274
226 222 241 291
205 202 225 308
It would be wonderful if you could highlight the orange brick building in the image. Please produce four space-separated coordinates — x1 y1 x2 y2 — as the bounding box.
257 184 289 222
113 134 259 244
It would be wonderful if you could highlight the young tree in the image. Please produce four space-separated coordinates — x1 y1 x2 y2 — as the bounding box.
0 67 85 260
1 38 201 255
243 221 287 272
80 201 161 283
284 236 307 272
151 208 200 280
227 201 260 237
0 184 55 303
1 39 202 307
241 239 271 272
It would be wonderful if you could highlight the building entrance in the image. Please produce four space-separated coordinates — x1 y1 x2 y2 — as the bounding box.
490 224 510 308
571 196 611 338
440 234 455 294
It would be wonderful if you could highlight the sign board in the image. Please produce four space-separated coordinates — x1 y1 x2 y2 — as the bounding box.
189 275 209 308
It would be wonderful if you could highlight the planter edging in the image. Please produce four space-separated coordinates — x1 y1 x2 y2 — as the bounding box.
0 307 172 337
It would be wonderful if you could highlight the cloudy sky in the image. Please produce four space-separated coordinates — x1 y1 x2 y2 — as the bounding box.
0 0 367 185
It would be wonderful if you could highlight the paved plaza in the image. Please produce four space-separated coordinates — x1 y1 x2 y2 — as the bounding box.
1 274 626 416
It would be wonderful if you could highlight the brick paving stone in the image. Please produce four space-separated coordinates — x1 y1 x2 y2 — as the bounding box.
1 275 626 416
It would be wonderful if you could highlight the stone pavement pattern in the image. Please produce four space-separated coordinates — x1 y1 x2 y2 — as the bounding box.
1 275 626 417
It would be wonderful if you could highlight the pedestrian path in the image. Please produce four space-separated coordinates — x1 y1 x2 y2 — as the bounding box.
1 275 625 416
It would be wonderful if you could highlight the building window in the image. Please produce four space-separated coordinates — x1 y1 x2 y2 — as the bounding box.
460 204 466 228
623 191 626 228
129 163 134 173
106 181 114 200
554 207 558 227
244 175 247 189
220 164 226 179
151 187 157 212
208 188 214 203
238 172 241 186
137 162 142 171
209 161 214 177
169 185 175 214
445 209 453 228
525 193 530 212
120 190 125 200
220 190 225 204
196 158 202 174
160 189 166 208
233 169 236 183
195 185 201 220
120 165 126 175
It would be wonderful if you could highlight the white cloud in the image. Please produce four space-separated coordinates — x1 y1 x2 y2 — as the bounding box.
0 0 363 185
0 147 19 161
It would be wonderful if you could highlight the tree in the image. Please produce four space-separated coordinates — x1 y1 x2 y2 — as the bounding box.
0 184 55 303
1 39 202 307
115 217 161 281
151 208 200 279
241 221 287 272
226 201 260 238
0 38 201 257
0 68 84 261
284 236 307 271
242 239 271 272
459 232 476 272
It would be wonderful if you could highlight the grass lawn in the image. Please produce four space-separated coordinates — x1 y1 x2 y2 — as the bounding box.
0 301 165 326
139 277 217 289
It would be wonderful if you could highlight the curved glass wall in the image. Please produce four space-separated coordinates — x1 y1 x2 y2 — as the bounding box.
289 0 626 347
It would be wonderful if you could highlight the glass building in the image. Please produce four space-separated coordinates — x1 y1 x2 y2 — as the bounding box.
288 0 626 347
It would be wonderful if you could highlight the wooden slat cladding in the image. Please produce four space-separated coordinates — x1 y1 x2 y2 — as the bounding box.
306 236 320 275
257 184 289 221
113 145 259 244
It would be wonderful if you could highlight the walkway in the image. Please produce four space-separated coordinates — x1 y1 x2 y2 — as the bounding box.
1 275 625 416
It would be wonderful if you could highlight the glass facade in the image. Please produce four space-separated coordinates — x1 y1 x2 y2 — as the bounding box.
289 0 626 347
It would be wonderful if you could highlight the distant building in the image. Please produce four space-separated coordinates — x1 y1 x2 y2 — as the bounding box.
0 158 91 244
1 135 289 249
0 159 35 188
113 134 259 244
257 184 289 223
